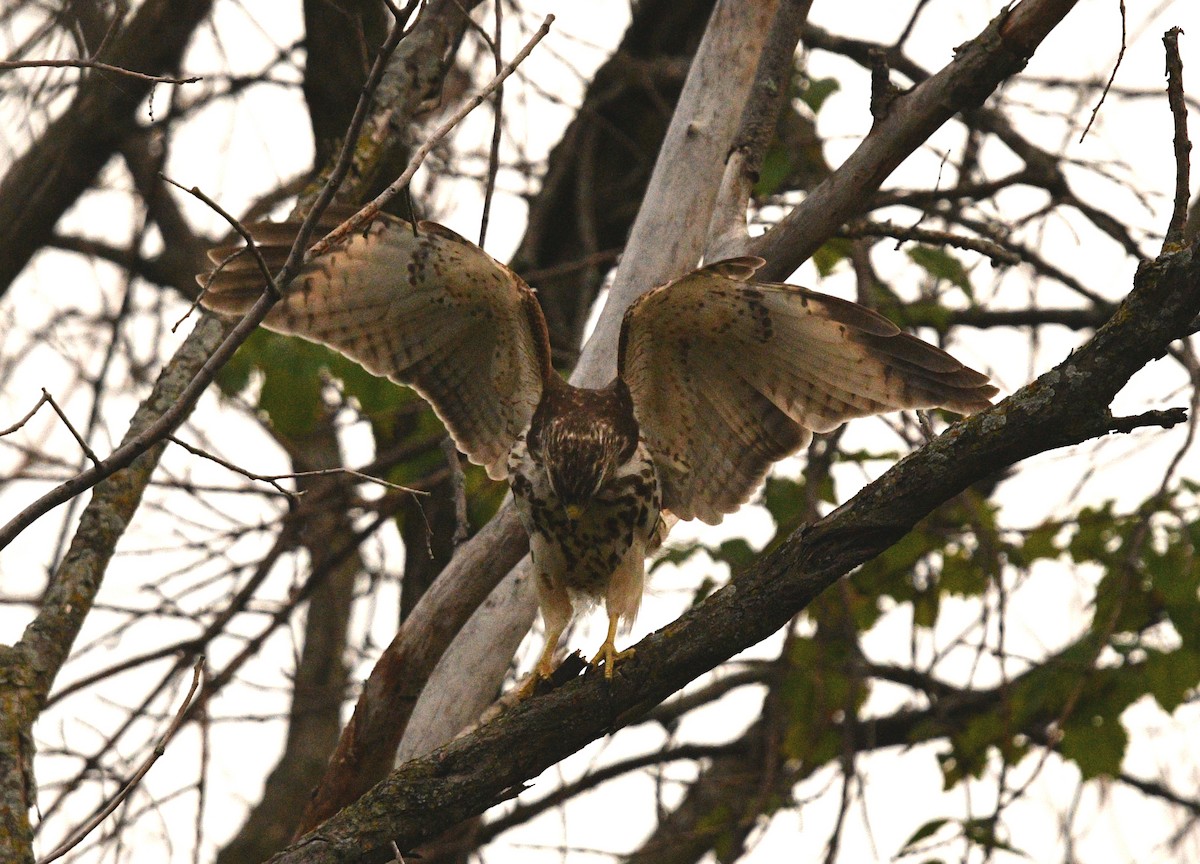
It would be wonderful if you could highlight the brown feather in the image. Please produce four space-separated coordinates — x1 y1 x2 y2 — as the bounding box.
618 261 998 523
198 212 552 480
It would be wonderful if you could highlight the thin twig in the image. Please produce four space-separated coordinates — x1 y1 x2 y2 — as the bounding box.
0 57 201 85
161 173 278 296
163 174 279 333
1106 407 1188 434
478 0 504 247
441 436 470 547
1162 27 1192 249
1078 0 1125 143
41 389 100 467
281 0 424 284
307 14 555 259
0 3 424 553
37 657 206 864
167 435 429 497
0 391 50 436
842 219 1021 265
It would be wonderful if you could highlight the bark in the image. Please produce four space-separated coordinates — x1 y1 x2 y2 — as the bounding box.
311 0 1086 834
0 1 464 856
400 0 724 773
216 0 484 848
303 0 390 166
0 313 230 863
574 0 783 389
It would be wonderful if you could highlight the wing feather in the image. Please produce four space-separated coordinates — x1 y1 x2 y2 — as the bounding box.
198 211 551 480
619 261 998 523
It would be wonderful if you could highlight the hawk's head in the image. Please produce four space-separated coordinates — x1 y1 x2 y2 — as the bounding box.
529 379 639 519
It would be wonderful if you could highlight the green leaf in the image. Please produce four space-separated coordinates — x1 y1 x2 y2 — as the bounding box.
650 541 707 572
763 475 806 531
714 538 756 572
907 246 972 296
1146 533 1200 649
252 334 328 437
1144 647 1200 712
1067 502 1117 563
1015 521 1063 565
962 818 1027 857
754 146 794 198
898 818 950 855
691 575 717 606
1060 710 1127 779
800 76 839 114
912 587 939 628
215 337 254 395
325 351 409 440
939 549 988 597
779 638 855 765
948 712 1003 782
812 237 854 276
652 538 755 576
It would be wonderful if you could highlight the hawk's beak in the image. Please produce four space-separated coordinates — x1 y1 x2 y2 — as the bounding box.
564 503 584 521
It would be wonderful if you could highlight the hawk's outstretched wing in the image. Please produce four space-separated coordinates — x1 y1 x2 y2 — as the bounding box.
199 212 552 480
618 257 998 524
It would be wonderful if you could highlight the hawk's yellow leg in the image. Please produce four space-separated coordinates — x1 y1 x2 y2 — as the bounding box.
589 611 635 678
515 578 572 700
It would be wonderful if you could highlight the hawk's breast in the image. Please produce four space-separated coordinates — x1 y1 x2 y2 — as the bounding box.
509 432 661 598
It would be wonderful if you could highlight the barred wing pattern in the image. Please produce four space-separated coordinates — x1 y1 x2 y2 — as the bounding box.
618 258 997 524
199 213 552 480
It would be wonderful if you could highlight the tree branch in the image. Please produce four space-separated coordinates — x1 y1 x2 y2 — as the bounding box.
1162 27 1191 250
0 0 214 298
706 0 814 257
749 0 1082 279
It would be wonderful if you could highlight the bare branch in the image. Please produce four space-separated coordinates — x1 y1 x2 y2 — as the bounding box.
38 389 100 468
167 436 429 498
0 57 201 85
748 0 1082 279
706 0 814 258
1106 407 1188 434
0 0 214 297
0 391 50 437
0 1 429 553
1163 27 1192 250
37 658 205 864
841 220 1022 265
307 14 555 259
1077 0 1125 143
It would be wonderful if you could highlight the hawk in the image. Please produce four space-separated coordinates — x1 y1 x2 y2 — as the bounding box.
199 209 997 686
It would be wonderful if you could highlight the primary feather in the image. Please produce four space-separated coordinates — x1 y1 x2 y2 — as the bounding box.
618 257 997 524
199 212 552 481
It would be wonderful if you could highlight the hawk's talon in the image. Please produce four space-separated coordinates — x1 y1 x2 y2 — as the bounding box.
589 641 635 678
514 669 551 701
